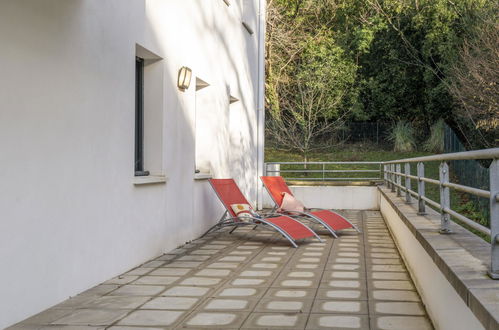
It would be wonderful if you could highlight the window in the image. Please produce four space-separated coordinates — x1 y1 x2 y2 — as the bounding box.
134 45 164 179
135 57 149 176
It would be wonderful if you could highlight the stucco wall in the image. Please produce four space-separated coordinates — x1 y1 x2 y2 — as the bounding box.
0 0 264 327
263 185 380 210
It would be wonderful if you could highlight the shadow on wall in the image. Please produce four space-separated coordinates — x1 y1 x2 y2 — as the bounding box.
188 0 261 204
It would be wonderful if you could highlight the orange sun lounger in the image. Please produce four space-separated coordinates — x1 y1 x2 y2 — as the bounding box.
203 178 322 247
260 176 359 237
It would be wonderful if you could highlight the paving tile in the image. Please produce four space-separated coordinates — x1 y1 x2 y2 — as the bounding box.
230 278 268 286
141 296 199 310
372 316 433 330
125 268 153 276
371 265 406 272
79 285 120 296
148 267 191 276
190 249 219 255
133 276 179 285
371 301 426 315
196 269 231 277
239 270 273 277
180 277 222 286
371 280 415 291
51 309 128 326
201 298 258 311
371 290 420 302
370 272 409 280
312 300 368 314
178 255 211 261
255 298 313 313
164 261 203 268
162 286 210 297
108 285 165 296
116 310 184 326
216 287 264 298
242 313 308 328
183 311 248 328
316 289 367 300
141 260 165 268
14 309 74 325
207 262 240 269
84 296 150 309
264 288 317 300
276 279 316 288
306 314 369 329
103 276 139 285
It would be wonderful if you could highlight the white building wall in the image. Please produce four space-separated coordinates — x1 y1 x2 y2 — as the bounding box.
0 0 265 327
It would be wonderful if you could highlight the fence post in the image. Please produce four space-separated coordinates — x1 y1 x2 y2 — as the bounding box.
383 164 387 184
396 163 402 197
405 163 412 203
488 159 499 279
439 161 452 234
417 162 426 215
267 163 280 177
322 163 325 181
391 164 396 192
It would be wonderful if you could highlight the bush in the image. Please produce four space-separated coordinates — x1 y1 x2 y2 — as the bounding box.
388 121 416 152
424 119 445 153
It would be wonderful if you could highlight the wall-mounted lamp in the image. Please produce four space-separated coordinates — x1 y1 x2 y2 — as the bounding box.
177 66 192 90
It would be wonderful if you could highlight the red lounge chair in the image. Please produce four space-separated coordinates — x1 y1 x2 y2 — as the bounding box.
203 178 322 247
260 176 359 238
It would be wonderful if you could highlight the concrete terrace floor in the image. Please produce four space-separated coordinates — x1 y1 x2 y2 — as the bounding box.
10 210 433 330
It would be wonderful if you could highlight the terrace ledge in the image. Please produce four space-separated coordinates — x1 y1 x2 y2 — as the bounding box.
379 186 499 329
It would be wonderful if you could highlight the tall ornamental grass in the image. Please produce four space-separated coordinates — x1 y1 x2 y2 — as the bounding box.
388 121 416 152
424 119 445 153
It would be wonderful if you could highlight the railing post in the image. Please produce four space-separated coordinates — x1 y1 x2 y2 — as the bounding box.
439 161 452 234
405 163 412 204
391 164 396 192
383 164 387 184
268 163 280 177
322 163 325 182
417 162 426 215
396 163 402 197
488 159 499 279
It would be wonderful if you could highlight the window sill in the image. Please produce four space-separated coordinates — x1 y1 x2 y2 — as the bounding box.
133 175 168 185
194 173 212 180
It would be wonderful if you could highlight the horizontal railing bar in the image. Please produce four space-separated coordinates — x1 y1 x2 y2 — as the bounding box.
266 161 383 165
443 182 490 199
420 194 441 210
387 178 491 235
384 147 499 164
269 170 380 173
444 207 491 236
385 171 490 198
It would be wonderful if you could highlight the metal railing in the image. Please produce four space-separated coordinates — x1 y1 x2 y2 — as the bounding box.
383 148 499 278
264 147 499 278
264 161 384 182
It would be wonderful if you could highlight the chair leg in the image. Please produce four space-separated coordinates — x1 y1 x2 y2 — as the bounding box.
229 226 238 234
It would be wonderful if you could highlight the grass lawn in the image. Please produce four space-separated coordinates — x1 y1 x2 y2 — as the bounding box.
265 145 489 242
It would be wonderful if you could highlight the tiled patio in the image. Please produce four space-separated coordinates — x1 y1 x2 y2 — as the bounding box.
10 210 433 329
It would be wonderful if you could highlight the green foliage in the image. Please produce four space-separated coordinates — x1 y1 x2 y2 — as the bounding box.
388 121 416 152
424 119 445 153
266 0 498 149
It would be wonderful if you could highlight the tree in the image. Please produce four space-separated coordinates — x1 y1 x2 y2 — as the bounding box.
265 0 358 160
449 17 499 148
267 36 357 160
